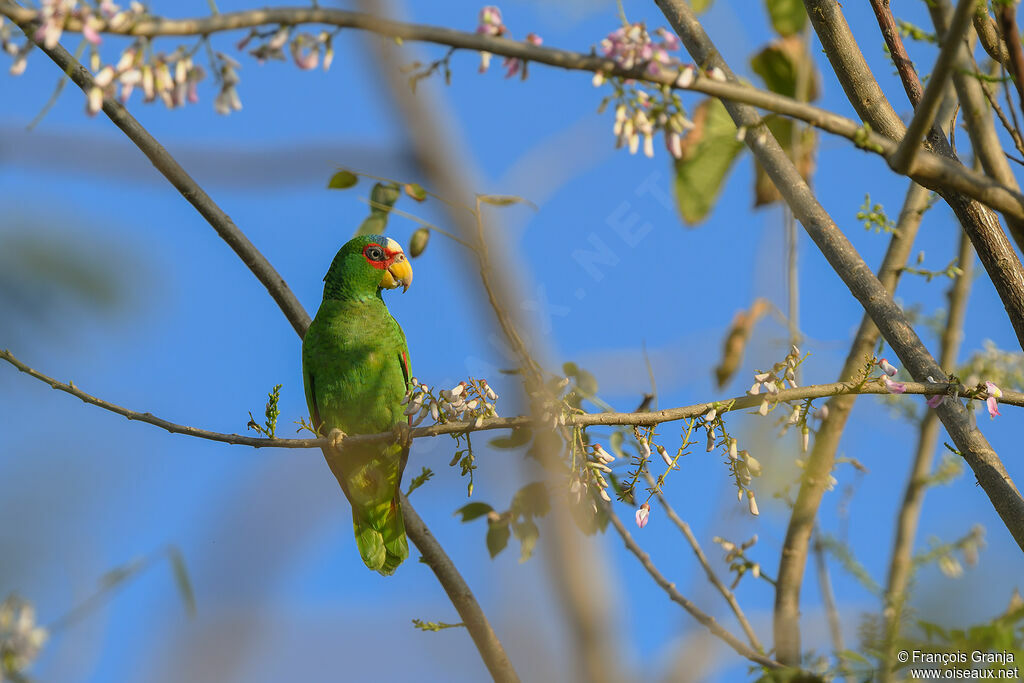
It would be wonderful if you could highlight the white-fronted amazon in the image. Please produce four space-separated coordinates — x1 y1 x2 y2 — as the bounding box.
302 234 414 575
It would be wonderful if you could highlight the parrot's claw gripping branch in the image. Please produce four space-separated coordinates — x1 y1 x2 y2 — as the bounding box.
327 428 347 451
393 422 413 450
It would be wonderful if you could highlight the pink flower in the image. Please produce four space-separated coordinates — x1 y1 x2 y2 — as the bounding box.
477 6 506 37
985 381 1002 418
635 503 650 528
883 375 906 394
926 394 946 409
878 358 898 377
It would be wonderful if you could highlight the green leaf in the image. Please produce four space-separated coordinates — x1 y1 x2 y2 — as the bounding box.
412 618 465 632
750 37 818 101
609 430 625 459
766 0 807 36
327 170 358 189
478 194 538 210
370 182 401 211
673 98 745 226
167 546 196 617
511 482 550 518
486 520 511 558
753 114 815 206
691 0 714 12
355 212 388 237
488 427 532 449
454 501 494 522
562 361 598 396
404 183 428 202
512 518 539 563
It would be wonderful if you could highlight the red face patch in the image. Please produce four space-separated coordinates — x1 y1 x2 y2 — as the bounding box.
362 242 402 270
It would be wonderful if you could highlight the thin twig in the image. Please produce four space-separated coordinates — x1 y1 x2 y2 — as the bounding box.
642 471 764 652
603 502 781 670
889 0 978 174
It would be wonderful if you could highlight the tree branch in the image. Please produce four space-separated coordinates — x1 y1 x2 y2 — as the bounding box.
603 502 782 670
880 231 975 682
398 494 520 683
653 0 1024 667
997 0 1024 115
802 0 1024 337
1 17 519 679
3 2 1024 225
643 471 764 652
773 179 933 666
1 4 311 338
7 347 1019 451
889 0 976 175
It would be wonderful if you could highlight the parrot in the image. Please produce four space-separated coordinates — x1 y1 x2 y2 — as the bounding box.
302 234 415 575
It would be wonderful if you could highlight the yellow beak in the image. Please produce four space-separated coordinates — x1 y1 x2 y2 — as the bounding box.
380 254 413 292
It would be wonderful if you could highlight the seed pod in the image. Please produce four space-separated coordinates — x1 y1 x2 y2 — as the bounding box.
409 227 430 257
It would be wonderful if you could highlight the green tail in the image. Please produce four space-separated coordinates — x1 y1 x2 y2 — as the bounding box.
353 496 409 576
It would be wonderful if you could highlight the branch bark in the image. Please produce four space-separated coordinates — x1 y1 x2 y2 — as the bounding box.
2 15 519 680
653 0 1024 668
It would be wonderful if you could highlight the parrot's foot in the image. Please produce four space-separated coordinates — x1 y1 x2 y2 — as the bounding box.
392 422 413 449
327 428 347 451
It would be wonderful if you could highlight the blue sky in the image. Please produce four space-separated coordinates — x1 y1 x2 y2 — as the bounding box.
2 0 1022 680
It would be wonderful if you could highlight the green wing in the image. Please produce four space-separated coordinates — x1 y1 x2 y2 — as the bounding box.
302 297 411 575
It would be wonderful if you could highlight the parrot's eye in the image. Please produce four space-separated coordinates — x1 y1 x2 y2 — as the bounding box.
365 245 386 261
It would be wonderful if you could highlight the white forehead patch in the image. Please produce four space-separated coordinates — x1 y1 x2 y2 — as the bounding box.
385 237 402 252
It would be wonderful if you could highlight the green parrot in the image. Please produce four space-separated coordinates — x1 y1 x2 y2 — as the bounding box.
302 234 415 575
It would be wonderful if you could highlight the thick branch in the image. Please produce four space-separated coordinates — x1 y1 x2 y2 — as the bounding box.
398 494 520 683
654 0 1024 667
2 19 518 678
803 0 1024 331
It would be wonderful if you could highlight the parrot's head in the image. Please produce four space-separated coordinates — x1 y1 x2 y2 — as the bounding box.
322 234 413 301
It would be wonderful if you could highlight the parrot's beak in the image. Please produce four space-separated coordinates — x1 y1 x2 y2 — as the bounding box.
380 254 413 293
